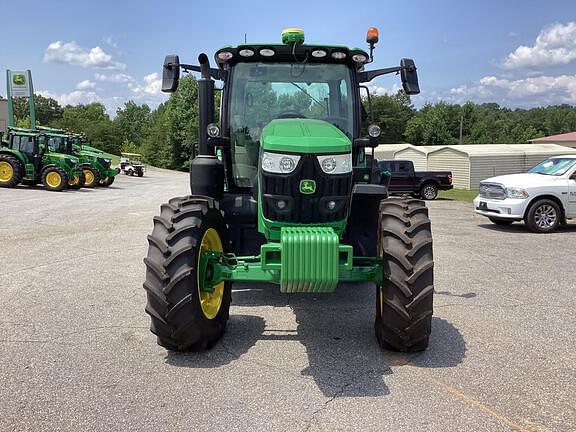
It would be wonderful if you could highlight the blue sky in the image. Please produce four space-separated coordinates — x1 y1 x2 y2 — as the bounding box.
1 0 575 116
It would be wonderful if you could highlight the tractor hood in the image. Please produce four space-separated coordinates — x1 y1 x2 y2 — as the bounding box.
48 153 79 164
260 119 351 154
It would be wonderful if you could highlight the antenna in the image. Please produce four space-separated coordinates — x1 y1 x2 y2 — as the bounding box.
244 33 247 43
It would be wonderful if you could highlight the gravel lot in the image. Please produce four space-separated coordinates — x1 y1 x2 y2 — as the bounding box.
1 168 575 432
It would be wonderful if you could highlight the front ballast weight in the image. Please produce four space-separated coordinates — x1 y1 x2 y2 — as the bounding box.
200 226 383 294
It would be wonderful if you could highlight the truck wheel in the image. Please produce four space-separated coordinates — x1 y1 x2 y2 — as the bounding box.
420 183 438 200
42 167 68 192
143 196 232 351
68 171 86 190
82 166 100 188
525 199 561 233
489 218 513 226
137 171 144 177
375 197 434 352
0 154 23 188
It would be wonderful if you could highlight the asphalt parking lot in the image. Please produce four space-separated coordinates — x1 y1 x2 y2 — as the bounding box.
1 168 575 432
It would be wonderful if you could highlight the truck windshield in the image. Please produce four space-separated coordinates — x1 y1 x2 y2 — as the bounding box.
529 158 576 176
228 62 354 188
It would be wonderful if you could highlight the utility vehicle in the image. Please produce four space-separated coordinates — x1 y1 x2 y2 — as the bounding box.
120 152 145 177
144 28 435 352
0 127 81 191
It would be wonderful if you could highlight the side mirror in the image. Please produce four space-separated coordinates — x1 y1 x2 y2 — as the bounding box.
400 58 420 95
162 55 180 93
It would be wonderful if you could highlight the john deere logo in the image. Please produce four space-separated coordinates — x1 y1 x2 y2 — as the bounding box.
12 74 25 85
299 179 316 194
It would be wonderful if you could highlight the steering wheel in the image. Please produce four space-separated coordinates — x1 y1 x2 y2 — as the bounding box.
276 112 307 119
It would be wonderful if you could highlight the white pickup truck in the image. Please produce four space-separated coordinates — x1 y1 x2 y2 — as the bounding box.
473 155 576 233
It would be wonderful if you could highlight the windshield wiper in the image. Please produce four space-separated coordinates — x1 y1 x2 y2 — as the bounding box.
289 82 327 114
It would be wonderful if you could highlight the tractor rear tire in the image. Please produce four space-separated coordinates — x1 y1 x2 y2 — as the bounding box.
68 171 86 190
82 166 100 188
143 196 232 351
375 197 434 352
0 154 23 188
42 167 68 192
100 176 115 187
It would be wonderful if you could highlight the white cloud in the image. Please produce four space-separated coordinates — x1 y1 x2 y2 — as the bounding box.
129 72 162 95
448 74 576 106
76 80 96 90
44 41 126 70
38 89 101 106
364 82 402 96
95 72 134 83
503 22 576 69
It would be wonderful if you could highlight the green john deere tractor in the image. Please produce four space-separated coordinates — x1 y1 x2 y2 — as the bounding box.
36 127 119 187
0 127 82 191
144 28 434 352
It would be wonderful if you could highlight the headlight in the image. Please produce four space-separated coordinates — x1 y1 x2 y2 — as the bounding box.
317 154 352 174
261 152 301 174
506 187 529 199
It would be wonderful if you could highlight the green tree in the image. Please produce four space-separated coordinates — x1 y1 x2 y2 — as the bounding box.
12 94 63 126
114 101 151 150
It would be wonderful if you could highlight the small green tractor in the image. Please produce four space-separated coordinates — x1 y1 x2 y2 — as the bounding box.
36 127 119 187
0 127 82 191
144 28 434 352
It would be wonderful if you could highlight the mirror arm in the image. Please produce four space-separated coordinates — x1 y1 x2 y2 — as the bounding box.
358 66 403 83
166 62 225 80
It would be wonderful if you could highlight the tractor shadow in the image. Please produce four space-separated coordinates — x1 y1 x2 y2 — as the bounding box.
228 283 467 397
164 284 466 397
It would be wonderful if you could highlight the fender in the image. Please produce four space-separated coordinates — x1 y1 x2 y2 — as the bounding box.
0 149 27 166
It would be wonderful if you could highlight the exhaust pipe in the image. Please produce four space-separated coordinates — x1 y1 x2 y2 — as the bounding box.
197 53 214 156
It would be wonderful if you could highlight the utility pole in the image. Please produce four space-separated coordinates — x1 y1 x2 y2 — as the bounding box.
459 108 464 145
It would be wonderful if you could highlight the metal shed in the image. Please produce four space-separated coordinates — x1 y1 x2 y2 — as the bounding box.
427 144 576 189
393 145 441 171
373 143 413 161
511 144 576 171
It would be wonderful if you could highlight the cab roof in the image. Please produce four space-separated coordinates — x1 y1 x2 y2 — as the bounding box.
214 43 370 71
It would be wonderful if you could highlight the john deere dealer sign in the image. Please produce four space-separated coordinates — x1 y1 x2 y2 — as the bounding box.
8 71 31 97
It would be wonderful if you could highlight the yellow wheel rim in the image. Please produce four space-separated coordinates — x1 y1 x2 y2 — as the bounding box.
84 169 95 185
198 228 224 319
0 161 14 183
69 175 79 186
45 171 62 188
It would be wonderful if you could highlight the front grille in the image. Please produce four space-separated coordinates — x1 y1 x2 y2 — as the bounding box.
479 183 506 200
261 154 353 223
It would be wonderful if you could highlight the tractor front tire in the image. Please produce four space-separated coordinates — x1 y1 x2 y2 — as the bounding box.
375 197 434 352
42 167 68 192
0 154 23 188
82 166 100 188
100 176 115 187
68 171 86 190
143 196 232 351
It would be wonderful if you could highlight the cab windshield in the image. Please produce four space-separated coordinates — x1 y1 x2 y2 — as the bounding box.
228 62 354 187
529 158 576 176
49 136 70 154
